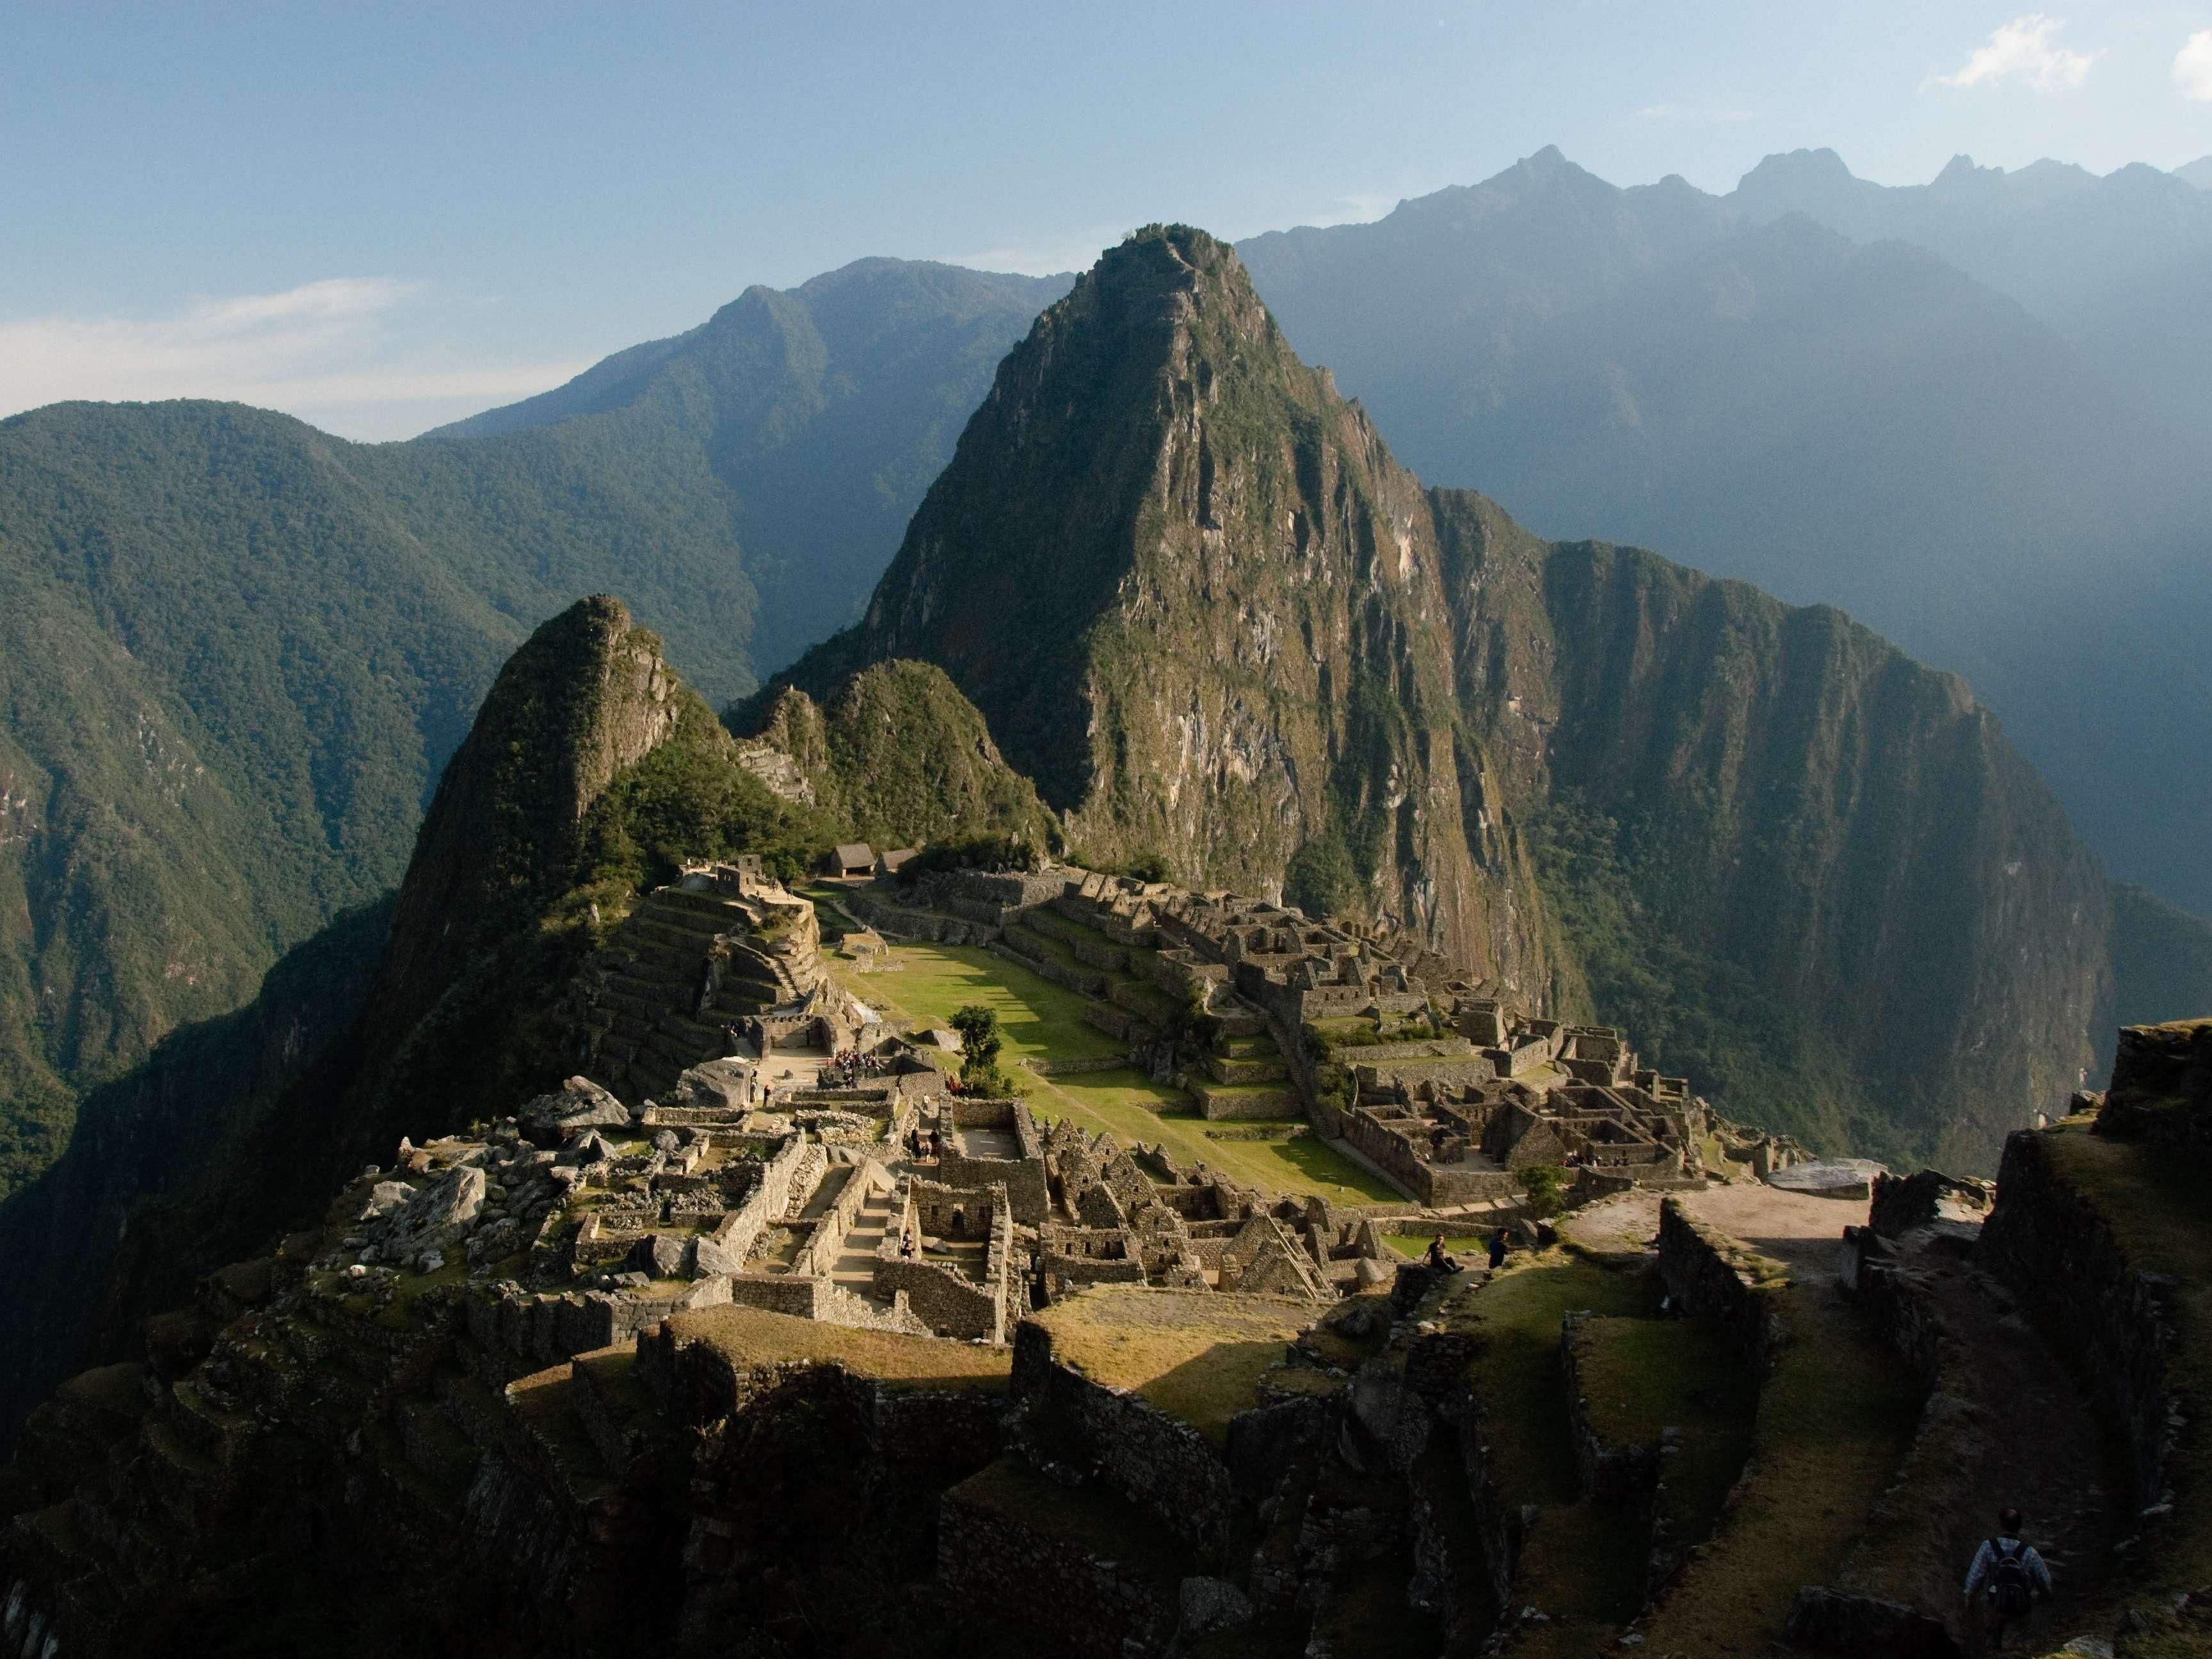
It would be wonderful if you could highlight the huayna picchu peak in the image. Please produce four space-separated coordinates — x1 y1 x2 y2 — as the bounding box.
759 224 2107 1175
4 181 2210 1659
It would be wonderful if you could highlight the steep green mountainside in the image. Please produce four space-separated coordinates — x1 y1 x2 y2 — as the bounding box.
0 259 1059 1201
769 225 2110 1169
433 257 1072 670
735 660 1058 853
1234 148 2212 913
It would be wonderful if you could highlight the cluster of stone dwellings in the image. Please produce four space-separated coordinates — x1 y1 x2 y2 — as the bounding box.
1338 997 1812 1205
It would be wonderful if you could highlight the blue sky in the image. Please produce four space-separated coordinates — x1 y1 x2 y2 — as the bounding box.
5 1 2209 438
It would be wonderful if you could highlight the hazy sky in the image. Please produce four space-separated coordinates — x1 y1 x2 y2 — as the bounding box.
6 1 2211 438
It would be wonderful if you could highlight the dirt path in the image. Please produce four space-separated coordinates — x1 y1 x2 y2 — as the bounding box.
1838 1230 2120 1648
1566 1181 2122 1649
1560 1180 1865 1269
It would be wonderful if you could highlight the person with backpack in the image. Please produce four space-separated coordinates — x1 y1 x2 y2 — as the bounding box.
1962 1507 2053 1650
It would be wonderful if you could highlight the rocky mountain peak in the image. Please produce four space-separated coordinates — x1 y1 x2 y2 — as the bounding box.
371 595 680 1030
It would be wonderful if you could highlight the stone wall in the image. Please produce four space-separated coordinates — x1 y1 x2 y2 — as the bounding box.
874 1259 1002 1342
698 1135 813 1272
1979 1130 2182 1514
1010 1322 1238 1558
1656 1198 1787 1374
794 1159 887 1279
936 1466 1176 1659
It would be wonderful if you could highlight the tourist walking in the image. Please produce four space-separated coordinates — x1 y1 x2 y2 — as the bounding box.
1962 1508 2051 1651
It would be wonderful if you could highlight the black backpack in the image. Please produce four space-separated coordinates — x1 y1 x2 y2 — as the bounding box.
1987 1539 2035 1616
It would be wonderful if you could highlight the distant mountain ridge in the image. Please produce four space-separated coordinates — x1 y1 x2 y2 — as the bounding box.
1237 145 2212 913
434 258 1072 670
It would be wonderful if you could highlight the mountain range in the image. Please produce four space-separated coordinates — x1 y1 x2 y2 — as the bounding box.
1237 146 2212 915
759 225 2108 1175
3 145 2210 1222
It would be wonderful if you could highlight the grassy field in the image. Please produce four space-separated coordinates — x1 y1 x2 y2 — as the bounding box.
838 940 1125 1063
831 938 1399 1206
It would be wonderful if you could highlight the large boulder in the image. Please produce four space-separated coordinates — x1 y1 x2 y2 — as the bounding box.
520 1075 632 1145
669 1059 757 1112
381 1166 486 1263
1868 1169 1994 1238
1766 1158 1887 1201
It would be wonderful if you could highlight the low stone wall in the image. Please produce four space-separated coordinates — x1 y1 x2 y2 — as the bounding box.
794 1160 885 1279
874 1259 1002 1342
720 1273 828 1318
1561 1315 1662 1502
698 1134 813 1272
1979 1129 2183 1516
992 934 1107 998
1656 1198 1786 1374
1022 1053 1129 1077
1011 1321 1238 1558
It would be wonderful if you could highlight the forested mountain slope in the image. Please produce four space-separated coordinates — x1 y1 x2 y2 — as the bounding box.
0 259 1061 1203
769 225 2110 1171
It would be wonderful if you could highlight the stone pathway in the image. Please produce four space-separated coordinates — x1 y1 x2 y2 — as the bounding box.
1838 1228 2119 1648
830 1187 895 1306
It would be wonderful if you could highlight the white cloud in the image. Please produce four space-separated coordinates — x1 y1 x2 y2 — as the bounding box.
1637 104 1758 124
2176 30 2212 100
0 279 589 440
1928 14 2099 93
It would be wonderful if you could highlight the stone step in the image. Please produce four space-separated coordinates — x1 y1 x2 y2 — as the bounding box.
1204 1053 1289 1085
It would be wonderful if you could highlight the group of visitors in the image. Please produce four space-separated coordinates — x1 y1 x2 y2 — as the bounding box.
820 1048 888 1089
906 1126 944 1162
1422 1228 1512 1275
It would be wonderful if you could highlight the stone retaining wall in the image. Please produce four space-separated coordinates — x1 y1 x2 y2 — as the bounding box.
1010 1321 1238 1558
1656 1198 1786 1374
1979 1130 2183 1515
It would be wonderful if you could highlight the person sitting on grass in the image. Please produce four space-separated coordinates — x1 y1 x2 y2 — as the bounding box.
1423 1234 1461 1273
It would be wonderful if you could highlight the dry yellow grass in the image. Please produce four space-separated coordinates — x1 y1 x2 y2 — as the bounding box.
665 1304 1011 1390
1033 1285 1317 1443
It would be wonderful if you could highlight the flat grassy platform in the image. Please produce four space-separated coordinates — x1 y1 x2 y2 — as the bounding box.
837 939 1125 1063
664 1304 1012 1391
1033 1068 1397 1205
837 941 1396 1205
1630 1254 1923 1654
1034 1286 1316 1443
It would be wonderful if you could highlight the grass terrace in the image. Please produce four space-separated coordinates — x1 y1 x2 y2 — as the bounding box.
664 1304 1013 1391
1033 1285 1315 1444
1032 1069 1398 1206
835 940 1125 1064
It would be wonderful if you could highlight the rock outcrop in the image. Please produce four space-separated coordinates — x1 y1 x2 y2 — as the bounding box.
766 225 2109 1168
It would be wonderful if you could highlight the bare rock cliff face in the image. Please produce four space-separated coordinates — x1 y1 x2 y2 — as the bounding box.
772 226 2108 1166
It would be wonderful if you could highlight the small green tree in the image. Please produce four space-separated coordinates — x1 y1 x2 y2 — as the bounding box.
950 1003 1012 1093
1518 1164 1567 1219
